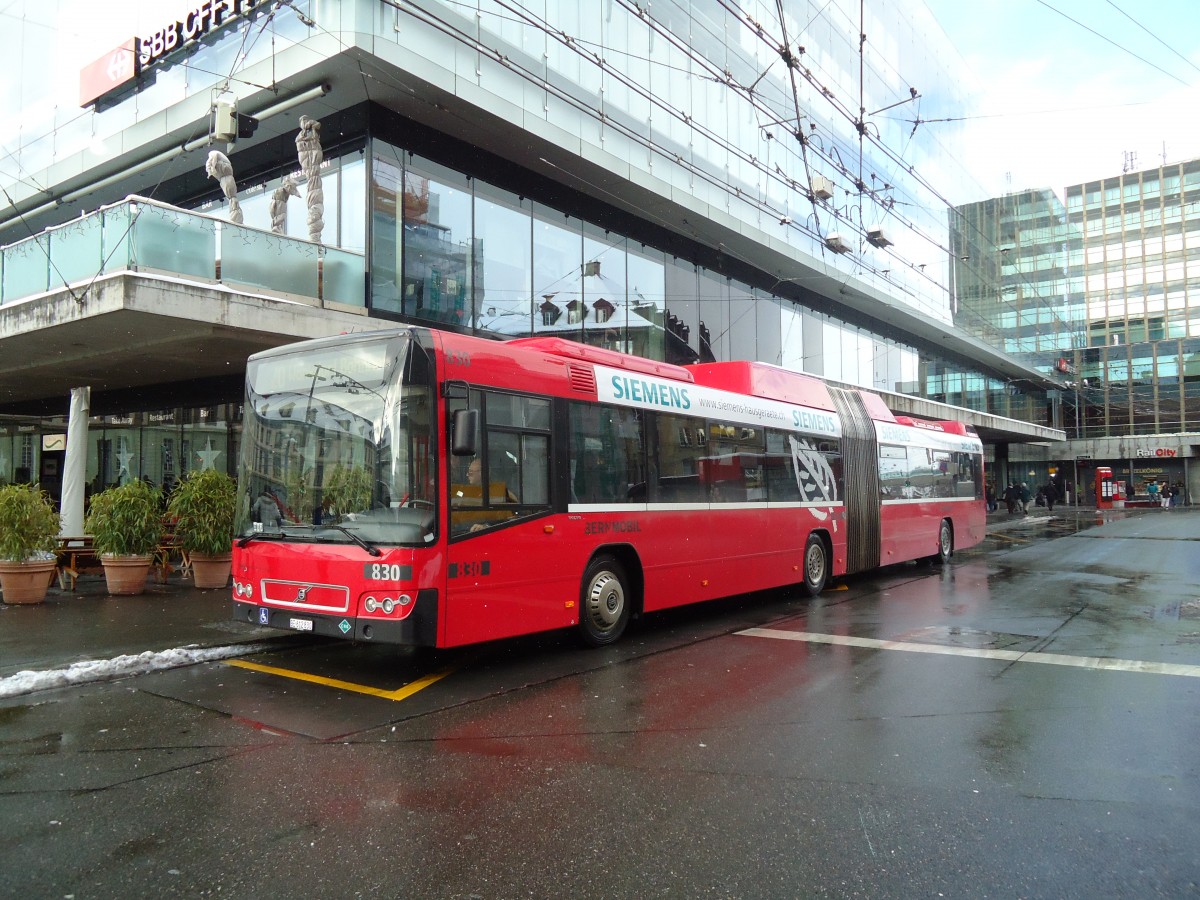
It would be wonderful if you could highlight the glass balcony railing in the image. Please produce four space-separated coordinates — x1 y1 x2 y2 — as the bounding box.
0 196 365 310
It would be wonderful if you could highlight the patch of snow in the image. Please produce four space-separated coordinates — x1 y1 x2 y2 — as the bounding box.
0 643 277 699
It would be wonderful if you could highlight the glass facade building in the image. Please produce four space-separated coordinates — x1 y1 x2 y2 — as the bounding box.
952 159 1200 501
1067 160 1200 439
1 0 1063 495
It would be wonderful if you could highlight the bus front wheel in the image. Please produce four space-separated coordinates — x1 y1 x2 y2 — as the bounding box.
803 533 828 597
579 556 630 646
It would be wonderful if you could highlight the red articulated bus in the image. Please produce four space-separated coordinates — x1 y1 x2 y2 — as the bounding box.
232 326 985 647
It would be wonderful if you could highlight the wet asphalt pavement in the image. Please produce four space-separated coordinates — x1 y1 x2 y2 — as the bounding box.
3 505 1200 898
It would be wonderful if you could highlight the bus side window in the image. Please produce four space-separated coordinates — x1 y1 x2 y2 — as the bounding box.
569 402 645 503
487 431 522 503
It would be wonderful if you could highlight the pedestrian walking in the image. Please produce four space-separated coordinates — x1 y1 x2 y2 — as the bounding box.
1160 483 1172 510
1004 482 1019 515
1042 480 1058 512
1020 482 1033 515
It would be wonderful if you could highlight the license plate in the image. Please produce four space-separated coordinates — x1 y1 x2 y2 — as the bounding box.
288 617 314 632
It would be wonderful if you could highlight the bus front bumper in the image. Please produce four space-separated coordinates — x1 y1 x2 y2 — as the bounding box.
232 590 439 646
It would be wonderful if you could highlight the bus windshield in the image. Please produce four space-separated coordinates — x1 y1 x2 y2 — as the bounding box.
235 332 436 547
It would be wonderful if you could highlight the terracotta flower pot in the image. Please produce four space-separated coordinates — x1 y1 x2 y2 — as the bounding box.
189 552 232 589
101 554 153 596
0 558 57 604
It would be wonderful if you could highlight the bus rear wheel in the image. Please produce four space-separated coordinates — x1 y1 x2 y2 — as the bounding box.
929 519 953 564
579 556 630 646
803 533 828 597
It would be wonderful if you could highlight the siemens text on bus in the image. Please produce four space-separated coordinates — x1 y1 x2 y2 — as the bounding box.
793 409 836 433
610 375 691 410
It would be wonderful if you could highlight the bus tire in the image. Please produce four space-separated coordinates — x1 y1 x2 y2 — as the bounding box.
802 533 828 597
579 556 630 647
929 518 953 564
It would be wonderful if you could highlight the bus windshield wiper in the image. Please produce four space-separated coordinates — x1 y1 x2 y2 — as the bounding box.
236 530 289 548
238 523 380 555
321 523 383 556
237 523 315 548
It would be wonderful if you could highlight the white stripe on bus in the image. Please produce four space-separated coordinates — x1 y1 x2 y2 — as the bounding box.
566 501 843 514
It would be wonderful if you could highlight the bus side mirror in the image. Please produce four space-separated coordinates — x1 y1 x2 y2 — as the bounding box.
452 409 479 456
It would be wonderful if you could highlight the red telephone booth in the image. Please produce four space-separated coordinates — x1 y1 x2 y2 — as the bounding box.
1095 467 1125 509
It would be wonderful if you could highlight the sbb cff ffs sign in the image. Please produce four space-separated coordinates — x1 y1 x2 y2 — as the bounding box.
139 0 271 69
79 0 271 108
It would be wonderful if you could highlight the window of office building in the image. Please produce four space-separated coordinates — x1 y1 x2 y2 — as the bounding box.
580 224 628 351
627 245 669 364
402 157 473 328
532 205 584 337
475 184 533 339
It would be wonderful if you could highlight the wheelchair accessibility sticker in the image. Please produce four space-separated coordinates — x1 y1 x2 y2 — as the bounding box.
258 607 269 625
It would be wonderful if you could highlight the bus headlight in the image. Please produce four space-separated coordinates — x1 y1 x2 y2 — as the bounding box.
364 596 378 613
382 598 396 614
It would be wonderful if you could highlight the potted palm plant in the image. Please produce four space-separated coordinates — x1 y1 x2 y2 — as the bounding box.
167 469 236 589
85 479 162 595
0 483 61 604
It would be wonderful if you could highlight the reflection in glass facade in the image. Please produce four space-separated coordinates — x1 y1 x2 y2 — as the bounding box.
0 409 235 502
950 189 1087 424
364 136 937 380
951 190 1085 356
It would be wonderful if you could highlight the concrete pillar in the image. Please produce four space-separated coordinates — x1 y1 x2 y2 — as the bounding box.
60 387 90 537
992 441 1010 493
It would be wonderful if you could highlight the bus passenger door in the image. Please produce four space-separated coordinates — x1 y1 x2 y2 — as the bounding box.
444 390 568 645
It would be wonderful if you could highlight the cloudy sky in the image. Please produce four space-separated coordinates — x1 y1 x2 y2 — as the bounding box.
924 0 1200 200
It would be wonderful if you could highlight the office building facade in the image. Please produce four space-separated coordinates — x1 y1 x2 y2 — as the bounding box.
0 0 1063 500
953 160 1200 501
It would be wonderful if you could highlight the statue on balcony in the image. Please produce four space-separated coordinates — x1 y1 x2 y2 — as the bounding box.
269 175 300 234
205 150 243 225
295 115 323 243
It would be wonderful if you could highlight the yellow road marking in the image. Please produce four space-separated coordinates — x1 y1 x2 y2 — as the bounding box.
224 659 455 701
738 628 1200 678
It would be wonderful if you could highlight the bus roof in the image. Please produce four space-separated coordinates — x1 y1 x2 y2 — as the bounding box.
507 336 694 382
687 360 835 413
